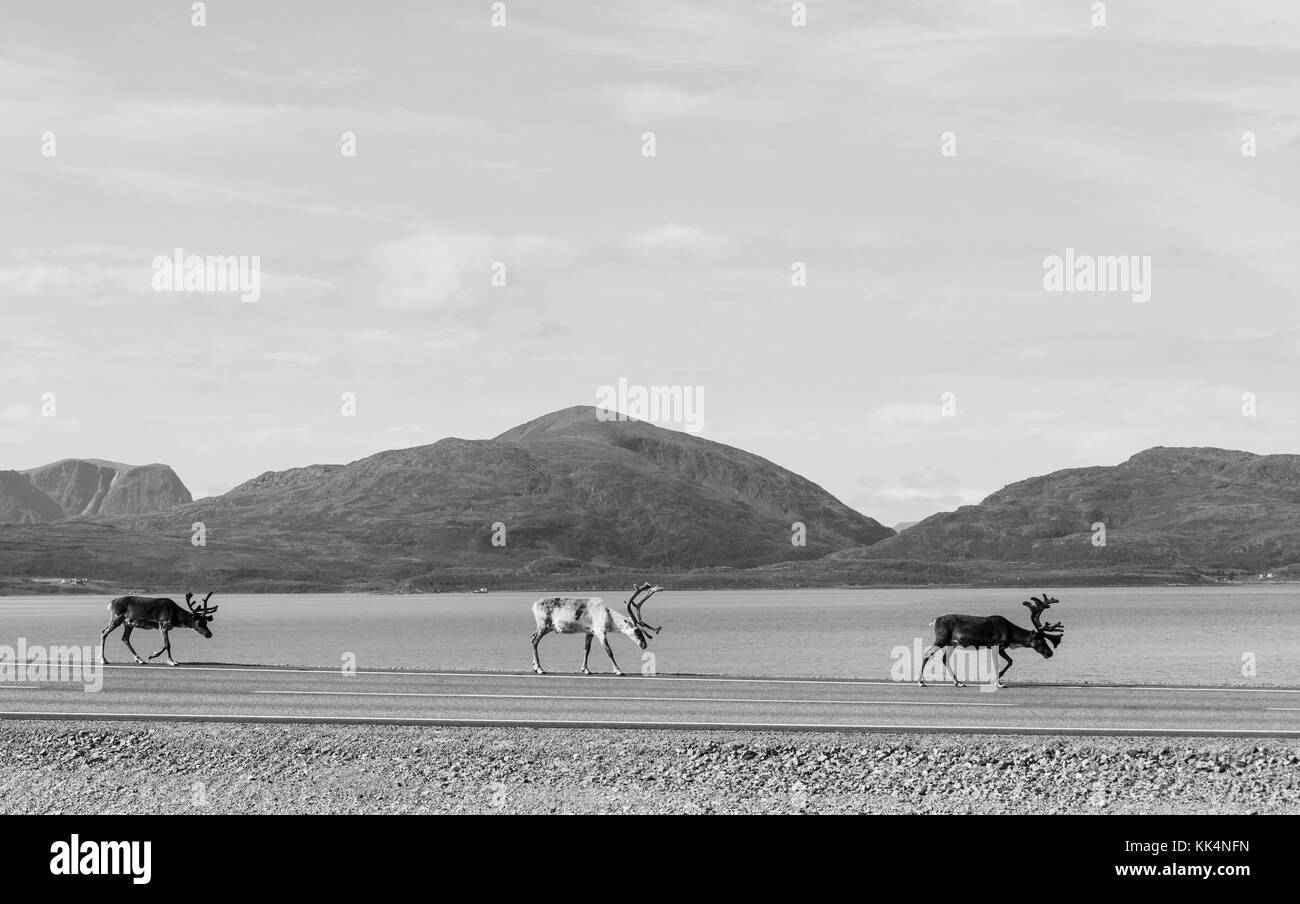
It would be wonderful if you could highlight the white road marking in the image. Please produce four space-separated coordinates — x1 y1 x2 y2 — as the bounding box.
90 664 1300 693
0 710 1296 736
0 686 38 690
252 690 1016 707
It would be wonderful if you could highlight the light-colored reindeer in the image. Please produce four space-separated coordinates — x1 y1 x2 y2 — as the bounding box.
529 584 663 676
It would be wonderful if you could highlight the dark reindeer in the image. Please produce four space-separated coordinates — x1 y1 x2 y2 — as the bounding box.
100 592 218 666
919 594 1064 688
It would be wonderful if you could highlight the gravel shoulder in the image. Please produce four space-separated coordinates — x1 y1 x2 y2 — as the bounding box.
0 720 1296 814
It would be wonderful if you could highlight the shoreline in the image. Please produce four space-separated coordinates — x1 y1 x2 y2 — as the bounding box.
2 577 1290 597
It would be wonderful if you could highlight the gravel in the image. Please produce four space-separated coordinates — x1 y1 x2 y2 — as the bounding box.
0 720 1296 814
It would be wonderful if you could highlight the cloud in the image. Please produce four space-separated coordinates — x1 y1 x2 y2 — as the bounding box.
607 84 723 122
869 403 946 428
0 263 142 298
0 249 333 305
75 101 495 143
368 231 575 310
60 166 411 225
624 223 733 261
262 351 325 366
258 272 333 301
190 481 233 500
854 469 989 520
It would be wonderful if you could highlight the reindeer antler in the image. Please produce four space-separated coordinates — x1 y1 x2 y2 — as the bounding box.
1023 594 1064 647
1022 593 1059 629
186 591 218 615
1040 619 1064 647
626 583 664 635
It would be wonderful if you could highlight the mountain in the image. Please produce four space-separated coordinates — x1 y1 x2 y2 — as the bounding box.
495 407 891 551
21 459 192 518
12 426 1291 592
0 471 65 524
861 447 1300 571
95 407 890 584
892 521 920 532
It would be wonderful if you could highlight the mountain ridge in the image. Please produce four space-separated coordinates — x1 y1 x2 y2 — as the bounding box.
3 414 1299 590
860 445 1300 570
104 406 892 575
21 459 192 519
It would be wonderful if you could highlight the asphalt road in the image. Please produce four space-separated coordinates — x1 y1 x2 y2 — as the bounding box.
2 664 1299 736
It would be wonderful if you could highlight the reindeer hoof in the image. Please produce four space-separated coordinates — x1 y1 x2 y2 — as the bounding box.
917 680 926 687
532 667 544 675
580 668 590 675
133 658 145 665
613 670 624 677
954 681 965 688
995 681 1006 688
167 660 178 667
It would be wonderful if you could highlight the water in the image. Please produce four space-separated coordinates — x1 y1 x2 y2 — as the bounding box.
0 586 1293 685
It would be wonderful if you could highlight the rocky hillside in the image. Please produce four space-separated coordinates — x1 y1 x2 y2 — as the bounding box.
102 406 891 580
10 427 1296 590
496 407 891 550
23 459 192 518
861 447 1300 571
0 471 66 524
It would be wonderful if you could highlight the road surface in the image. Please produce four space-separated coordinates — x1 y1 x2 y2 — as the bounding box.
2 664 1299 736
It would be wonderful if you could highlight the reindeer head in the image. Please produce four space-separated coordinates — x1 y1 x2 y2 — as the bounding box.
1023 593 1064 659
623 621 650 650
184 592 218 638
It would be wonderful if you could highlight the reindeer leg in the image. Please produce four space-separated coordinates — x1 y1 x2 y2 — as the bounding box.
148 622 169 661
121 626 145 664
149 626 177 666
941 647 962 687
99 618 123 663
997 645 1013 688
530 627 551 675
600 635 623 676
918 645 938 687
581 635 593 675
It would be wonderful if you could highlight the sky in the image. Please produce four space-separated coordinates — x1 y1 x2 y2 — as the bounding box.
1 0 1298 525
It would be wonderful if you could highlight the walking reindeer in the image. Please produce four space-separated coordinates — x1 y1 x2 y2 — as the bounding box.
100 592 218 666
530 583 664 676
918 594 1064 688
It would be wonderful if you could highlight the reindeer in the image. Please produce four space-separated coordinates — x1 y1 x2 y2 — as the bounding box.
918 594 1064 688
530 585 662 676
100 592 218 666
